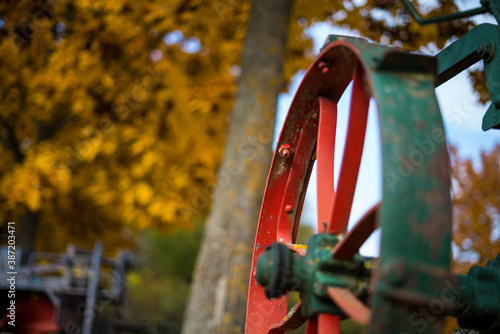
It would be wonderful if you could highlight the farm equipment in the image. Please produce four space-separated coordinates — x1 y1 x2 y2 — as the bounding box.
0 242 132 334
245 0 500 333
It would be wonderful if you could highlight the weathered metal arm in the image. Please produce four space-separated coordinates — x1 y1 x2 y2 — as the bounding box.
400 0 488 25
435 23 500 130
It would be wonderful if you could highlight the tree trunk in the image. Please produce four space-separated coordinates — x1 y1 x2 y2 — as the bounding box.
17 209 39 252
182 1 292 333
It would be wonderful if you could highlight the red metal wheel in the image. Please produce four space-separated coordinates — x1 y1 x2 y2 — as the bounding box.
246 32 455 334
245 40 378 334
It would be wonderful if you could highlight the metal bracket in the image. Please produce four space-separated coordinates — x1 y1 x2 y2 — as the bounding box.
435 24 500 130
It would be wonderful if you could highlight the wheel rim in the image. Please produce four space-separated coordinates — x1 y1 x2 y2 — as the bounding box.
245 40 370 334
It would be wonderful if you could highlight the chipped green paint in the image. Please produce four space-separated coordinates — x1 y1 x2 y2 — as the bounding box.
324 35 454 334
359 45 450 334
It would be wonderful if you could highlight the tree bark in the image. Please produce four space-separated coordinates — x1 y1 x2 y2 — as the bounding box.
17 209 39 251
182 1 292 333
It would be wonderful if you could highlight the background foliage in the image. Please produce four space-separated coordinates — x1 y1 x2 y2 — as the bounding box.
1 0 251 251
122 222 202 333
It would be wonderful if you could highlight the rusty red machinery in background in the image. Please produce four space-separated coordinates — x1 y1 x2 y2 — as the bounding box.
0 242 132 334
245 0 500 333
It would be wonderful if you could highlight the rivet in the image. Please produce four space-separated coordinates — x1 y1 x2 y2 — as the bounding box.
477 42 495 62
318 61 332 73
278 144 291 158
285 205 293 213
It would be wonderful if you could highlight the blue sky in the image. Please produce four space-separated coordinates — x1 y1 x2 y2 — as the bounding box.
273 21 499 256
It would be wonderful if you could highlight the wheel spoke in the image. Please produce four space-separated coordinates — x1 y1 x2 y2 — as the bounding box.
327 287 371 325
333 204 379 260
318 314 341 334
305 318 318 334
317 97 337 233
268 302 308 334
327 68 370 235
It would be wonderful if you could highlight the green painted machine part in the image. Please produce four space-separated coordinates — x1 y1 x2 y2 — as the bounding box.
453 255 500 333
435 23 500 130
256 236 372 318
403 0 500 130
400 0 489 25
257 242 500 333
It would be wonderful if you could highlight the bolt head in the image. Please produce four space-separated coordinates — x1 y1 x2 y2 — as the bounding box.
278 144 292 158
285 205 293 213
477 42 495 62
318 61 331 73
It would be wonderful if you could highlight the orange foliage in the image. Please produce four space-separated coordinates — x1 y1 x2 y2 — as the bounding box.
445 144 500 333
451 145 500 272
0 0 313 251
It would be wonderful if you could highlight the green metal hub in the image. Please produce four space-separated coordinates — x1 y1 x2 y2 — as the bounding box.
255 242 295 299
256 235 372 318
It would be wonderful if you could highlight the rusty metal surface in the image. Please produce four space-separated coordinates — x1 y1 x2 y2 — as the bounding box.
267 302 308 334
246 40 358 334
366 46 452 334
